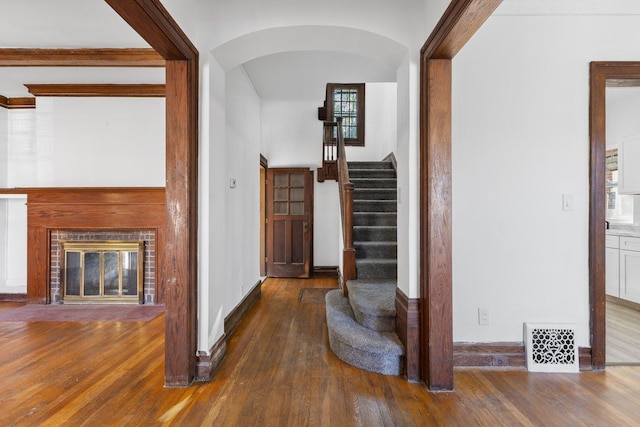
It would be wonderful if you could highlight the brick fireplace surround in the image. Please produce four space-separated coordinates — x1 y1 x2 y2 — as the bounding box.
50 230 157 304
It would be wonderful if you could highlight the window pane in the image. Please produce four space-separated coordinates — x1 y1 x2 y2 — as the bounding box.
290 188 304 201
290 202 304 215
290 173 305 187
275 188 288 201
274 173 288 187
274 202 288 215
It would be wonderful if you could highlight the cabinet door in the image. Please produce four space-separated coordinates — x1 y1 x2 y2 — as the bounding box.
619 138 640 194
606 247 620 297
620 249 640 304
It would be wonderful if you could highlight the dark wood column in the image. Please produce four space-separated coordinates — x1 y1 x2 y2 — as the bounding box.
106 0 199 387
419 0 502 391
420 58 453 390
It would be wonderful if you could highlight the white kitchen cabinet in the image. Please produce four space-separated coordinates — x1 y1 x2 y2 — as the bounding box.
618 138 640 194
619 236 640 304
606 247 620 297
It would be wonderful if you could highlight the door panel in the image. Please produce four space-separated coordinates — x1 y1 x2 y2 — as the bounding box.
267 168 313 278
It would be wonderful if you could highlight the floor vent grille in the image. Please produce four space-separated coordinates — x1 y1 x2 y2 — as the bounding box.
524 323 579 373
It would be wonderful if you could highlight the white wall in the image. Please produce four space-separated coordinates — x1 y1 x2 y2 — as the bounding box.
607 88 640 145
199 64 263 352
451 10 640 346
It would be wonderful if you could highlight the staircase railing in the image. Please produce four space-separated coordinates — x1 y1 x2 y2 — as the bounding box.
335 118 356 289
318 122 338 182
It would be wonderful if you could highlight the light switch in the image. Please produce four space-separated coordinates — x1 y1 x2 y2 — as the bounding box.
562 193 574 211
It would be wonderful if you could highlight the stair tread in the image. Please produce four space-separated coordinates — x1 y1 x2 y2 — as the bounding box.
356 258 397 264
354 241 397 245
326 289 404 358
347 281 397 318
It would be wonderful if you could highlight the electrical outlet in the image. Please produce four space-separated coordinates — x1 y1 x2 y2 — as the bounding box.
478 308 490 325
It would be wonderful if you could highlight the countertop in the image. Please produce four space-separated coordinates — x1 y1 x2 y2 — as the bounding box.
607 226 640 238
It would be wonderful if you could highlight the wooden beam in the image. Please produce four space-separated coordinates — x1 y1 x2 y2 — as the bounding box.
419 0 502 391
421 0 502 59
105 0 197 61
25 84 165 98
0 95 35 109
0 48 164 67
106 0 199 387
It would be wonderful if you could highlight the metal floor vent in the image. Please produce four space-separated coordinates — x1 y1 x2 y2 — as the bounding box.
524 323 579 373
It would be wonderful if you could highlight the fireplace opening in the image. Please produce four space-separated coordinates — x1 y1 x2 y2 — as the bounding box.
61 241 144 304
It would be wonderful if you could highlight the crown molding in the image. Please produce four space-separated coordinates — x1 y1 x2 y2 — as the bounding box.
0 95 36 109
24 84 165 98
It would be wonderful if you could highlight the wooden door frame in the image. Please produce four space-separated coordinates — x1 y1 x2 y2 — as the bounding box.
106 0 199 387
589 62 640 369
419 0 502 390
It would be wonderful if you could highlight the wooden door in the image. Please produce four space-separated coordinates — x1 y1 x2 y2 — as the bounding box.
267 168 313 278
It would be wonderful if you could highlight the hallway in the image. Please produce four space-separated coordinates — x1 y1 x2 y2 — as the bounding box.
1 278 640 425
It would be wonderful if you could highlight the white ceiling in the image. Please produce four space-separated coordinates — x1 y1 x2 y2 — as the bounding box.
0 2 397 103
242 51 397 101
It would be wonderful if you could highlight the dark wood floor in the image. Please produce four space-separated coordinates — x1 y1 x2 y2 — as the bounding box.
1 278 640 426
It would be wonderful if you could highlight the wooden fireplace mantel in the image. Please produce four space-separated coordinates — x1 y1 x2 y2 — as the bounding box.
0 187 166 304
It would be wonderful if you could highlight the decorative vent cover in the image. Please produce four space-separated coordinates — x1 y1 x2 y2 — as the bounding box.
524 323 579 373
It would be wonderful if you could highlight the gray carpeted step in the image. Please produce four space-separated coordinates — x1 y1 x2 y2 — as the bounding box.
353 212 397 227
353 200 397 212
348 161 393 170
325 289 404 375
351 178 397 189
353 226 396 242
354 241 397 259
356 258 397 280
347 280 397 332
353 188 397 200
349 169 396 179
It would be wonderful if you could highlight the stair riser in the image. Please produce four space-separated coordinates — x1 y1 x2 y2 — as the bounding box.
348 162 394 170
355 244 397 259
353 189 397 200
354 213 397 227
349 169 396 179
354 200 396 212
351 179 397 189
356 262 397 280
353 227 396 241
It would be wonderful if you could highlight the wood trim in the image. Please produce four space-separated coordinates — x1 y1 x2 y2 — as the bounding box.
106 0 199 388
0 293 27 302
23 188 166 305
419 0 502 391
105 1 197 61
312 266 339 278
453 342 525 367
224 280 262 337
453 343 593 371
382 152 397 174
589 62 640 370
195 333 226 382
0 95 35 109
0 48 164 67
420 58 453 391
395 287 420 382
25 84 165 98
421 0 502 59
260 154 268 169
